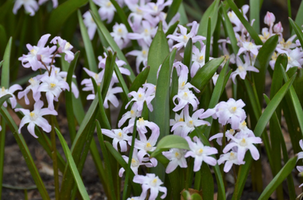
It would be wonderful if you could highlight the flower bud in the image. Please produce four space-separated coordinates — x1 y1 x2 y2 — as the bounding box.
273 22 283 33
264 12 275 26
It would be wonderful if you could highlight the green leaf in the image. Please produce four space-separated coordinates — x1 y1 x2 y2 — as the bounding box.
166 0 182 23
294 1 303 35
289 18 303 48
147 22 170 85
153 49 176 140
47 0 88 35
0 107 50 200
0 25 7 55
249 0 260 33
205 17 211 63
190 57 224 91
65 51 80 143
105 141 127 170
129 66 150 92
55 128 90 200
77 10 98 73
1 37 12 87
232 74 296 200
197 0 219 37
178 3 188 25
259 156 297 200
90 10 135 82
220 5 239 54
183 38 192 68
226 0 263 45
165 20 179 37
254 35 279 104
151 135 190 158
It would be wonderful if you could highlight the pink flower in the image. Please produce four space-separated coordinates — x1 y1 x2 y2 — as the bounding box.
15 100 57 138
185 136 217 172
264 12 275 27
133 173 167 200
101 128 131 152
51 36 74 63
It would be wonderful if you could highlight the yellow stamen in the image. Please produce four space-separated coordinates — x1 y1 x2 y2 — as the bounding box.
50 83 56 88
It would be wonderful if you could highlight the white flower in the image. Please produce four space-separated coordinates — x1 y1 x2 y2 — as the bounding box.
218 151 245 172
162 148 187 173
133 173 167 200
101 128 131 152
185 136 218 172
230 54 259 83
15 100 57 138
0 84 22 109
83 11 97 40
13 0 39 16
93 0 116 23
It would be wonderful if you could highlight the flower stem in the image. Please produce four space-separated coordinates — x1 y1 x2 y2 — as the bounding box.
50 116 60 200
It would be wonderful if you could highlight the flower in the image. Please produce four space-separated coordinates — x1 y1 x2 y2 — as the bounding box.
126 84 155 112
93 0 116 23
0 84 22 109
218 151 245 172
223 132 262 162
51 36 74 62
83 11 97 40
13 0 39 16
38 0 58 8
185 136 218 172
230 54 259 83
162 148 187 173
111 23 130 49
133 173 167 200
101 128 131 152
264 11 275 27
18 77 41 105
15 100 57 138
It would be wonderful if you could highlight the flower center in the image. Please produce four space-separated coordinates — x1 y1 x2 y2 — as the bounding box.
150 178 158 187
50 83 56 89
131 158 139 167
174 151 181 159
144 29 149 36
239 138 247 146
182 92 189 100
29 112 38 121
145 142 152 151
229 152 236 160
30 49 37 55
137 93 144 101
117 132 123 139
187 120 194 127
106 1 112 7
65 42 71 50
196 148 203 156
198 55 204 62
230 106 237 113
183 35 188 42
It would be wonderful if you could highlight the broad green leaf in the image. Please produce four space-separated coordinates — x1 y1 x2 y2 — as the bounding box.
249 0 260 33
289 18 303 48
147 22 170 85
47 0 88 35
226 0 263 45
232 74 296 200
0 107 50 200
65 51 80 142
90 10 135 81
1 37 12 87
151 135 190 157
77 10 98 73
165 20 179 36
254 35 279 104
259 156 297 200
153 49 176 140
200 164 214 200
197 0 219 37
129 66 150 92
205 17 211 63
190 57 224 91
55 128 90 200
166 0 182 23
183 38 192 68
178 3 188 25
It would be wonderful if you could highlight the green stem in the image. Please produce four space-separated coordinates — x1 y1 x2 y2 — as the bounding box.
51 116 60 200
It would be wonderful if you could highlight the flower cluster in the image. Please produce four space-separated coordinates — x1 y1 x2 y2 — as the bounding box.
13 0 58 16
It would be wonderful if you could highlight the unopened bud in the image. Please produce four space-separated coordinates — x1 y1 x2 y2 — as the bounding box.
273 22 283 33
264 12 275 26
37 54 42 61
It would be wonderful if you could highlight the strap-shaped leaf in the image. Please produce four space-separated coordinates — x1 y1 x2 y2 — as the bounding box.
232 73 296 200
55 128 90 200
253 35 279 104
1 37 12 87
147 22 170 85
259 155 297 199
249 0 260 33
166 0 182 23
197 0 219 37
190 57 224 91
289 18 303 48
47 0 88 35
